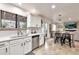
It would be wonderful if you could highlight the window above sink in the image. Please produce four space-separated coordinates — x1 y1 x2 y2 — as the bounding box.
0 10 27 31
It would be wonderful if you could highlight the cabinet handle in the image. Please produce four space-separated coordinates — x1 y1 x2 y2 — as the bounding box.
26 40 30 42
6 48 7 53
21 43 23 46
24 42 25 46
0 44 5 47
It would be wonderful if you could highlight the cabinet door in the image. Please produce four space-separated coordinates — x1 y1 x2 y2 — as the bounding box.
10 43 24 55
0 47 9 55
30 15 41 27
24 37 32 54
0 42 9 55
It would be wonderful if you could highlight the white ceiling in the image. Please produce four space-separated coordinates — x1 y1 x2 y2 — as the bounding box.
10 3 79 22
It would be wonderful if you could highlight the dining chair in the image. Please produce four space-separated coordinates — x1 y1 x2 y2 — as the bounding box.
54 33 62 44
62 33 72 48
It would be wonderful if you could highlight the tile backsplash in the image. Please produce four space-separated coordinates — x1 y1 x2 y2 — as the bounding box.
30 28 41 34
0 31 17 37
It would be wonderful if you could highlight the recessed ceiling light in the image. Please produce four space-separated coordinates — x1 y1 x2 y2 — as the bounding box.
18 3 22 5
58 14 62 16
26 12 30 14
52 5 56 8
31 9 36 14
68 17 72 20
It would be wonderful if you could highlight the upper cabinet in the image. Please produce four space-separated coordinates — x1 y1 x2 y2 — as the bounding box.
1 10 16 29
27 15 41 27
17 15 27 29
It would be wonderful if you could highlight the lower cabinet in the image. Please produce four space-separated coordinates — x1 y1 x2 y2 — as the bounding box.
24 37 32 54
9 39 24 55
10 43 24 55
9 37 32 55
0 42 9 55
0 36 38 55
0 47 9 55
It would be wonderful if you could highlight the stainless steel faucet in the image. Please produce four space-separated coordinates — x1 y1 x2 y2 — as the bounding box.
17 30 23 36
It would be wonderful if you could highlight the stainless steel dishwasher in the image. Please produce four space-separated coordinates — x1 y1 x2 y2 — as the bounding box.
32 35 39 50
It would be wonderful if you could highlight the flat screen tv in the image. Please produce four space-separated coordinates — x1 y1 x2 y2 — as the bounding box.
64 22 77 29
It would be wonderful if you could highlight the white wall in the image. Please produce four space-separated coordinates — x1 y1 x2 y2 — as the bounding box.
30 15 41 27
0 31 17 37
0 4 27 16
42 17 51 24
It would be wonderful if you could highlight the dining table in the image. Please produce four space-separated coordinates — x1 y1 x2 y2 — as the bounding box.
54 31 75 48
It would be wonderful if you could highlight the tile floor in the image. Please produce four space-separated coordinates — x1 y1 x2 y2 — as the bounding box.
33 38 79 55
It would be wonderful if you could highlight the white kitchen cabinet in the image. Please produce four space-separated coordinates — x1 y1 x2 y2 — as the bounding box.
27 15 41 27
0 42 9 55
24 37 32 54
0 47 8 55
39 34 45 46
10 43 24 55
0 36 33 55
9 37 32 55
9 39 24 55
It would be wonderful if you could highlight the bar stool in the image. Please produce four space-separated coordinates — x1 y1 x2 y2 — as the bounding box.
62 33 72 48
54 33 62 44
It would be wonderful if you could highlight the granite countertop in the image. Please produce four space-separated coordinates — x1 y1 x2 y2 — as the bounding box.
0 33 44 42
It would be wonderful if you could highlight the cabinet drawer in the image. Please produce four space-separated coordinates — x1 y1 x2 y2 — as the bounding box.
0 42 9 48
